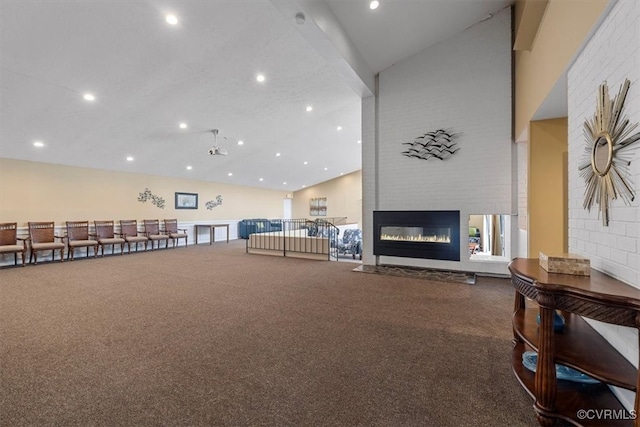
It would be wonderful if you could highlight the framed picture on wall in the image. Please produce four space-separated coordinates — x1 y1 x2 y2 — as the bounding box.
175 192 198 209
309 197 327 216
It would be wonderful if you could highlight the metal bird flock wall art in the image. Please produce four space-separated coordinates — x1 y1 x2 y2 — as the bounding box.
401 128 461 161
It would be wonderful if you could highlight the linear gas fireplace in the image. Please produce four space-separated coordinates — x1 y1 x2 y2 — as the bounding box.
373 210 460 261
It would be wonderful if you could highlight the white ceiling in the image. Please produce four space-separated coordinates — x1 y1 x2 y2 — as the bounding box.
0 0 512 191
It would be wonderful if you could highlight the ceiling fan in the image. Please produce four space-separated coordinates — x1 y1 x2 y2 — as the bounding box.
207 129 228 156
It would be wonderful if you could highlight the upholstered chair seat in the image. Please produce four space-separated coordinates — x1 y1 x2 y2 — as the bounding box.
98 237 124 245
68 239 99 249
0 244 24 253
32 242 66 251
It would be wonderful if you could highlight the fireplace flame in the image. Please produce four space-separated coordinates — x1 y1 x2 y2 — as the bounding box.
380 234 450 243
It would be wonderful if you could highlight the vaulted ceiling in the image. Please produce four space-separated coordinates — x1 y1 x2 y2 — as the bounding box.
0 0 511 191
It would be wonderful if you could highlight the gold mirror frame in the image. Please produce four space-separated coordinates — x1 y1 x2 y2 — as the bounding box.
579 79 640 226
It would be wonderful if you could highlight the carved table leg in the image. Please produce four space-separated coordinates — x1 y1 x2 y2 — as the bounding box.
535 295 557 426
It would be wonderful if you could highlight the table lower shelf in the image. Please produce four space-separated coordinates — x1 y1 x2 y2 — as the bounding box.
512 341 633 426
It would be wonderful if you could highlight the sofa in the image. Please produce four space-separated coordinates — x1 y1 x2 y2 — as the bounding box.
238 219 283 239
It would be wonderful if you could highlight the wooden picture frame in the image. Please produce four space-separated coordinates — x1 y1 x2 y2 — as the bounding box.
175 192 198 209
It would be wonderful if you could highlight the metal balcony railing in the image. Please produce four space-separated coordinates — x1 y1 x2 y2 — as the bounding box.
244 218 341 261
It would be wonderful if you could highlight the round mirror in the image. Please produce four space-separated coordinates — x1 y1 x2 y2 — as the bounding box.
581 79 640 226
590 131 613 177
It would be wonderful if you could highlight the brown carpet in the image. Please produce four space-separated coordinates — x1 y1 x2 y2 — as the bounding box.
0 240 535 426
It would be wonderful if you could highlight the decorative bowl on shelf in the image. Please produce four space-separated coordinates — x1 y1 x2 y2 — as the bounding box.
522 351 600 384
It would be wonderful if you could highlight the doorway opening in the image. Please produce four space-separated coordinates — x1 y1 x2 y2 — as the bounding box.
468 214 511 262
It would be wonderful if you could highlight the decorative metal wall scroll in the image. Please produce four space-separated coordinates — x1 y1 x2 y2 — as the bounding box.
205 195 223 210
138 188 165 209
579 79 640 226
401 128 461 161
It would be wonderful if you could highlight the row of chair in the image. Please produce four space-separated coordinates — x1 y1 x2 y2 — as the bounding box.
0 219 188 267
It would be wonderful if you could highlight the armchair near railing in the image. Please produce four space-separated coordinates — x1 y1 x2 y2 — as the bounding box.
0 222 27 267
337 229 362 260
28 221 65 264
65 221 99 260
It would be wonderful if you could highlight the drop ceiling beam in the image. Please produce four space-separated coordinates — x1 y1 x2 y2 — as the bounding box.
513 0 549 51
269 0 375 97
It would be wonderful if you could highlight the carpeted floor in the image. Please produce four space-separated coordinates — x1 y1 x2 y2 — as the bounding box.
0 240 536 426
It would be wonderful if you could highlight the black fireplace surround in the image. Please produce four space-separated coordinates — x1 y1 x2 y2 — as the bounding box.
373 210 460 261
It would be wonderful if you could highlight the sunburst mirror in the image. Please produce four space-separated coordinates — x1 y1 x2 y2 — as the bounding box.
579 79 640 226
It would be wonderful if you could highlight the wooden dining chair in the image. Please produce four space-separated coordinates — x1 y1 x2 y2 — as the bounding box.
143 219 170 250
94 220 125 256
28 221 65 264
118 220 148 253
0 222 27 267
65 221 99 260
163 219 188 248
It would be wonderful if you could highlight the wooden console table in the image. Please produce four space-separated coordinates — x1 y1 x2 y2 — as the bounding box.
508 258 639 426
194 224 229 245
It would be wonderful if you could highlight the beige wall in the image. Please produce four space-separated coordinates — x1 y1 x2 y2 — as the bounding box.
528 118 568 256
514 0 609 140
0 158 287 225
292 170 362 226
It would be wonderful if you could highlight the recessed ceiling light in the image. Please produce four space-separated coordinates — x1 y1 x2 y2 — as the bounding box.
357 140 362 144
166 14 178 25
302 185 306 188
340 173 344 176
283 182 287 185
83 93 95 101
324 167 328 171
228 172 233 176
306 106 313 112
303 161 308 165
237 140 244 145
370 1 380 10
337 126 342 131
275 153 281 157
186 166 192 170
126 156 134 162
259 178 264 182
33 141 44 147
256 74 265 82
179 122 187 129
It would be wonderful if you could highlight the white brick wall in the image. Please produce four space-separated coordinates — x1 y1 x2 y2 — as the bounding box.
568 0 639 290
567 0 640 382
361 94 376 266
363 7 513 274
